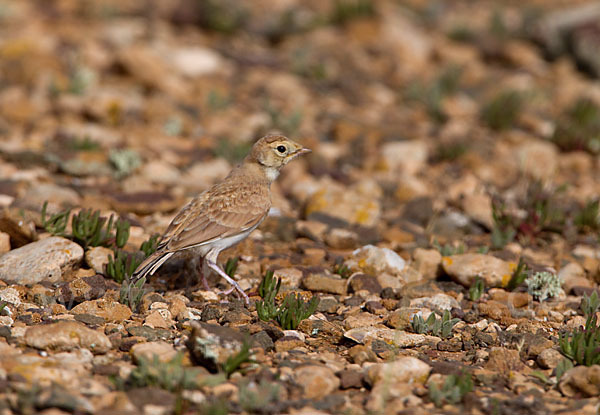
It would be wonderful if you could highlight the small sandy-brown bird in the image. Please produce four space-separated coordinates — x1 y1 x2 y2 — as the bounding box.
132 134 310 304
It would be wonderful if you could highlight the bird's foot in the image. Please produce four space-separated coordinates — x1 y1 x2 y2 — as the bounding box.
207 260 250 305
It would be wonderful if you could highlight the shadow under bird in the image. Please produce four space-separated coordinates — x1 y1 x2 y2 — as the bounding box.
131 134 311 304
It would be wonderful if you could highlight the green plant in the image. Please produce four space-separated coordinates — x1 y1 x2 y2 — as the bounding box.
432 239 465 256
428 371 473 407
222 339 255 377
506 257 528 291
224 257 238 278
67 136 100 151
559 314 600 366
41 201 70 236
256 270 282 322
581 291 600 317
0 301 7 314
117 353 199 391
199 398 229 415
195 0 248 34
119 276 146 312
239 379 281 412
140 234 160 257
432 141 469 163
555 358 574 381
491 200 517 248
329 0 375 25
407 66 463 123
106 250 143 283
71 208 115 248
276 293 320 330
109 148 141 178
411 310 460 339
206 89 232 112
551 98 600 155
481 90 524 131
256 270 319 329
526 271 562 302
333 263 351 278
469 277 485 301
574 199 600 232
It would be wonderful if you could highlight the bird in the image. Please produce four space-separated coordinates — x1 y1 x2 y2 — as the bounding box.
131 134 311 304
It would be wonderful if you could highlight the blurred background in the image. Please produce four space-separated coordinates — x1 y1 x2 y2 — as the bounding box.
0 0 599 256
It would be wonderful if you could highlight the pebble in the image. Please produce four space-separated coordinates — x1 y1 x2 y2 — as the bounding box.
559 365 600 397
409 293 460 312
348 274 383 294
71 299 132 323
345 245 406 277
366 357 431 386
294 365 340 400
85 246 114 274
130 341 178 363
442 253 515 287
324 228 359 249
302 273 348 295
344 327 434 347
0 237 84 285
412 248 442 280
537 348 564 369
25 321 111 354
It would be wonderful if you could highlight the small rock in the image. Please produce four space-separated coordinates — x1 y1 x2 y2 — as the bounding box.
0 237 84 285
71 299 132 323
485 347 527 373
488 289 530 308
379 140 428 175
324 228 359 249
559 262 591 294
366 357 431 386
169 46 224 77
275 336 305 352
339 369 363 389
294 365 340 400
273 267 303 289
344 327 435 348
297 318 344 343
559 365 600 397
186 322 245 373
410 293 460 312
517 139 558 180
0 287 21 306
251 331 274 351
348 344 378 365
412 248 442 280
345 245 406 277
130 341 177 363
85 246 114 274
144 309 175 329
57 274 112 305
348 274 382 294
442 254 515 287
387 308 420 330
537 348 564 369
478 300 511 320
25 321 111 354
305 179 381 226
0 231 9 253
302 273 348 295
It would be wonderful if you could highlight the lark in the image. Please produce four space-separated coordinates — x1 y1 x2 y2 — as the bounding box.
131 134 310 304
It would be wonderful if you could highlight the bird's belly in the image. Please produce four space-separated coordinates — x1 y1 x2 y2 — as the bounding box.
192 226 257 257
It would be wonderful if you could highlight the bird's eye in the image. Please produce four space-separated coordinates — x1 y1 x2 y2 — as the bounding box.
276 145 287 154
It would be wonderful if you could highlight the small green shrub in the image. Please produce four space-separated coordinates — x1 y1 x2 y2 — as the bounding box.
222 339 255 377
116 353 199 391
41 201 70 237
525 271 562 302
581 291 600 317
469 277 485 301
428 371 473 407
119 276 146 312
481 90 524 131
559 314 600 366
432 239 465 256
551 98 600 154
411 310 460 339
574 200 600 233
224 257 238 278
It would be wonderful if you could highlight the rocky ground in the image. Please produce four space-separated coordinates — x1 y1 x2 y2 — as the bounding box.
1 0 600 414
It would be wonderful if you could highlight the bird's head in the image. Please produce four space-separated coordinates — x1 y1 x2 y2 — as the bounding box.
249 134 311 171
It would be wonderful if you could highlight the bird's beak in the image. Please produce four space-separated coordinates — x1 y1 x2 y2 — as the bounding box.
296 148 311 156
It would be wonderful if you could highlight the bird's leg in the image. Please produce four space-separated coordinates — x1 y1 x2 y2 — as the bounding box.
199 258 211 291
205 259 250 305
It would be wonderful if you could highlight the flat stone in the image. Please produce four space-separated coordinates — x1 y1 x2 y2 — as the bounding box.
324 228 359 249
442 254 516 287
57 274 113 305
345 245 406 277
344 327 436 347
130 341 177 363
366 357 431 386
559 365 600 397
412 248 442 280
409 293 460 312
84 246 114 274
339 369 363 389
294 365 340 400
302 273 347 295
25 321 111 354
348 274 382 294
0 237 83 285
537 348 563 369
71 299 132 323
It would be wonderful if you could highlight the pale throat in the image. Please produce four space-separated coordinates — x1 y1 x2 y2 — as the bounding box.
264 166 280 181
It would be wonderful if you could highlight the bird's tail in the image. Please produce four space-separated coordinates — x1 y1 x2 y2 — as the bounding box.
131 250 174 283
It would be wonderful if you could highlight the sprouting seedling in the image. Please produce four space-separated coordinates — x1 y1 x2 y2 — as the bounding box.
222 339 255 377
276 293 320 330
119 276 147 312
559 314 600 367
71 208 115 248
106 250 143 283
115 218 130 249
469 277 485 301
140 234 160 257
41 201 71 236
506 257 528 291
428 371 473 407
224 257 239 278
256 270 282 322
411 310 460 339
581 291 600 317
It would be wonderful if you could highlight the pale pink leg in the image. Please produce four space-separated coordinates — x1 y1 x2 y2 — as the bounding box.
205 259 249 305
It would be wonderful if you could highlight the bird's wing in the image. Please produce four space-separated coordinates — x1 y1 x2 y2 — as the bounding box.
159 181 271 251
